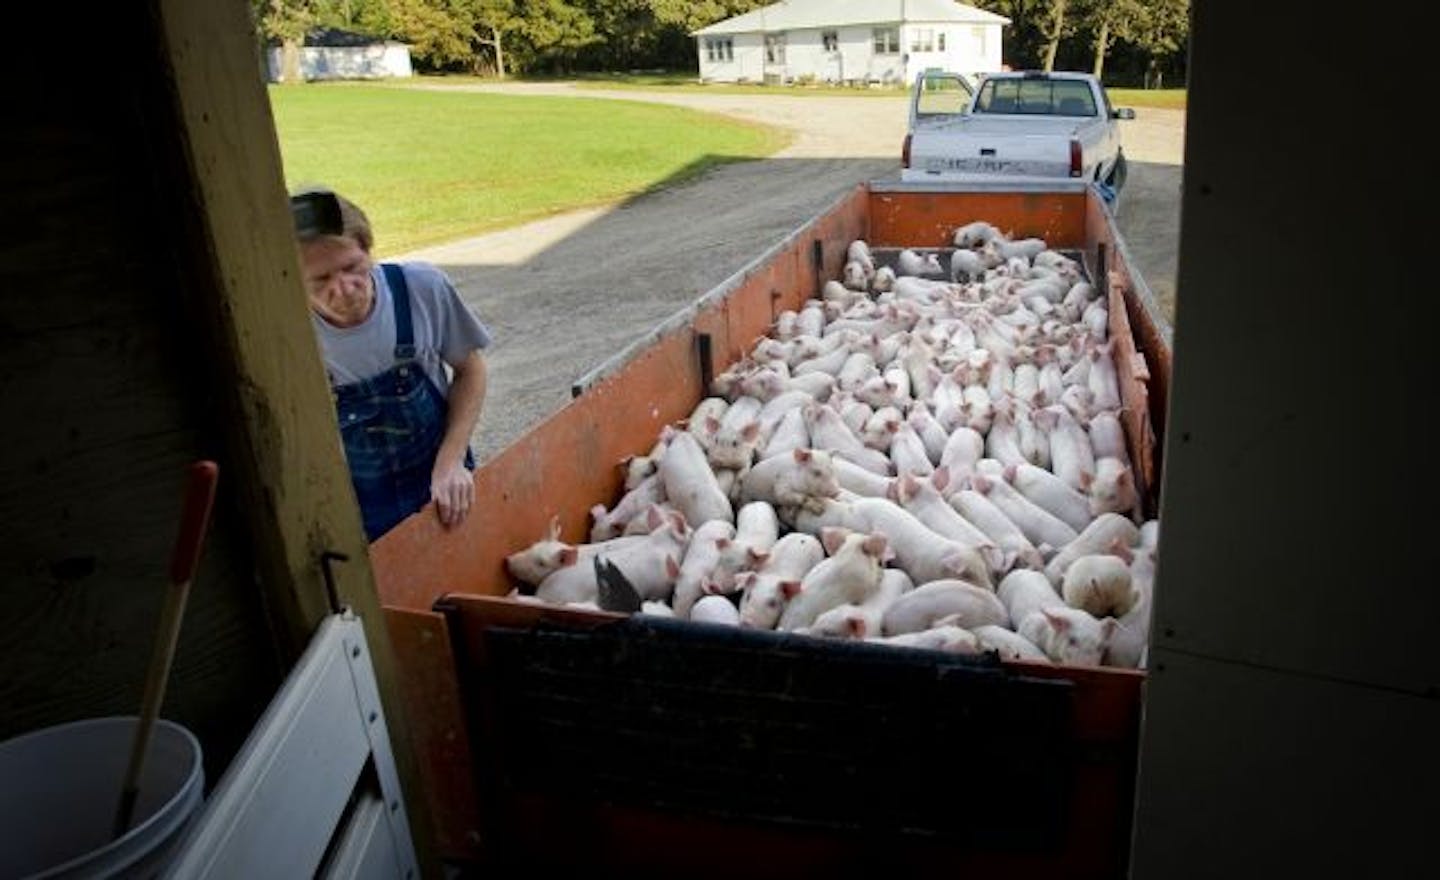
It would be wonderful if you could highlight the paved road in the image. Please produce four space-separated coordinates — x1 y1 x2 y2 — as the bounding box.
397 83 1184 461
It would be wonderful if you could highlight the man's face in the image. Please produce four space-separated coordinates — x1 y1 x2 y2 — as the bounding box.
301 235 374 327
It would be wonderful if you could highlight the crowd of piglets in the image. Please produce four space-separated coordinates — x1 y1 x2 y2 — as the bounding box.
505 220 1159 669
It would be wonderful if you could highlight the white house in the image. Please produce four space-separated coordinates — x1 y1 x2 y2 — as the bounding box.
693 0 1009 86
266 28 413 83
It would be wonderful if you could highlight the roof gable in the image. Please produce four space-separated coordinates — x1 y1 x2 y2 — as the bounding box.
695 0 1010 36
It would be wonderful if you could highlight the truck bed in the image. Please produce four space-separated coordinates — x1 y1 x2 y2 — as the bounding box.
372 181 1173 873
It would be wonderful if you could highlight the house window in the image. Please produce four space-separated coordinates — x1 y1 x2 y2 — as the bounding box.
765 33 786 64
822 30 839 52
911 28 935 53
705 37 733 62
873 27 899 54
938 32 946 52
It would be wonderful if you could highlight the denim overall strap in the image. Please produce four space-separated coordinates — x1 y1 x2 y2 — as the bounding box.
381 263 415 360
331 263 476 541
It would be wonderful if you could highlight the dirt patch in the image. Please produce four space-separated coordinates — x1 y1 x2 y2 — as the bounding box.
396 83 1184 462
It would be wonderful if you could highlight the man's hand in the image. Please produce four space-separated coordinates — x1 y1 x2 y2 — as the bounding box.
431 351 486 528
431 459 474 527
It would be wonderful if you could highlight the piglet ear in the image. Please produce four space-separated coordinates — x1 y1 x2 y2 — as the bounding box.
747 548 770 567
547 515 563 542
1108 540 1135 565
971 474 993 494
780 579 803 600
646 506 664 531
848 615 869 639
1116 467 1133 488
931 466 951 493
715 537 732 550
862 534 891 562
665 555 681 580
741 422 761 443
793 447 813 463
1003 463 1019 484
705 416 721 434
557 547 579 567
669 510 690 535
821 527 848 556
1079 470 1095 491
1042 608 1072 631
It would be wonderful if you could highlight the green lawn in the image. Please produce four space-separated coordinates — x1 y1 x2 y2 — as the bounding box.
268 84 789 255
1106 88 1187 110
415 71 910 98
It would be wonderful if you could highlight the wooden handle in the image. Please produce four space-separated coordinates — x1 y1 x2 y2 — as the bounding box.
169 461 219 584
114 461 219 837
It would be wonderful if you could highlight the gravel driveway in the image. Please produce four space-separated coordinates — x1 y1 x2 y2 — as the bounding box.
397 82 1184 462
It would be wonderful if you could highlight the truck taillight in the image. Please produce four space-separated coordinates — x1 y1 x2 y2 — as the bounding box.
902 134 912 169
1069 139 1082 177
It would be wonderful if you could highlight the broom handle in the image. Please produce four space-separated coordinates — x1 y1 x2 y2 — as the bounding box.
113 461 219 837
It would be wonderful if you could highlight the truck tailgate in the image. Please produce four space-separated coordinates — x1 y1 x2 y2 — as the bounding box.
909 118 1081 179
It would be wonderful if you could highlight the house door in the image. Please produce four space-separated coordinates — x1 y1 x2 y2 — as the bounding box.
764 32 787 84
822 30 843 83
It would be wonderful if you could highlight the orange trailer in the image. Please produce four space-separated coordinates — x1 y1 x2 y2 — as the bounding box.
372 182 1172 877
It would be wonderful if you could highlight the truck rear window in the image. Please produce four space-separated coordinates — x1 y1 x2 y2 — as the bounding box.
974 78 1098 116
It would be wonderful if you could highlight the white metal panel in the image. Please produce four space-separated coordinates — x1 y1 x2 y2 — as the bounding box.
320 792 401 880
163 614 418 880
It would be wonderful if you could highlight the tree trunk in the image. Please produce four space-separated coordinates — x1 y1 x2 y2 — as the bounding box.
1092 19 1109 78
281 37 302 83
1042 0 1067 71
494 27 505 79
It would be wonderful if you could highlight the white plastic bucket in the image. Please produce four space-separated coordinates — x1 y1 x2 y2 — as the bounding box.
0 716 204 879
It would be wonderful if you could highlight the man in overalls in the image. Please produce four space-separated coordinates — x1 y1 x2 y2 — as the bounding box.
293 188 492 541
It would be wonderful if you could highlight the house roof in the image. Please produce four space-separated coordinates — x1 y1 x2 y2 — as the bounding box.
694 0 1010 36
296 27 401 48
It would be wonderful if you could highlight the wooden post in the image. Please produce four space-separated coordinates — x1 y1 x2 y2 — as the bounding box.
145 0 436 873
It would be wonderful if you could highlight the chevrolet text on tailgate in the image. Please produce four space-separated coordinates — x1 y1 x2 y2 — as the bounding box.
901 71 1135 202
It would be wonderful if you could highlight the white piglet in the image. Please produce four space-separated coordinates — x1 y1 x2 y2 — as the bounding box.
739 447 841 513
1061 554 1137 618
881 580 1008 636
972 625 1050 663
778 529 889 631
672 520 737 617
736 532 825 629
708 501 780 593
1084 457 1140 519
659 430 733 527
690 595 741 626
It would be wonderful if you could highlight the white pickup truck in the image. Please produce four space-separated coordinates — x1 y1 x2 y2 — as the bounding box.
900 71 1135 203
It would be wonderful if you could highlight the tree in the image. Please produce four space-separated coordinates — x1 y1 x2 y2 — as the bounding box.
1037 0 1074 72
516 0 599 74
311 0 395 34
1077 0 1144 80
1128 0 1189 87
386 0 475 68
254 0 314 82
466 0 519 76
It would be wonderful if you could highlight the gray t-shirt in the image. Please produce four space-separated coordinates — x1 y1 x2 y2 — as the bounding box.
313 261 492 393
